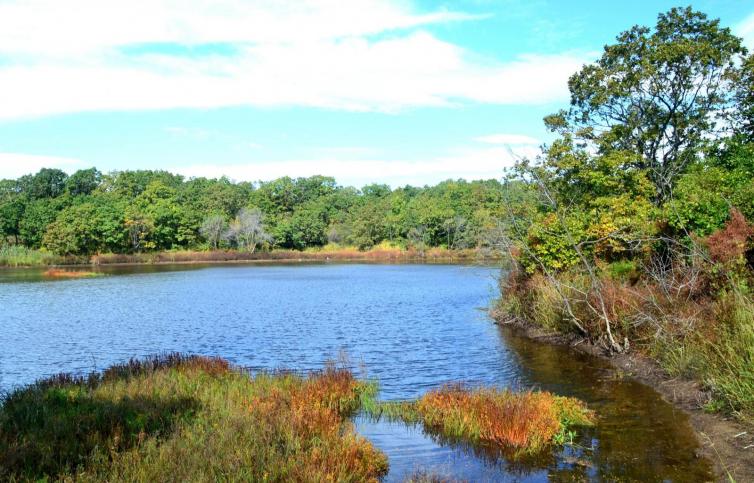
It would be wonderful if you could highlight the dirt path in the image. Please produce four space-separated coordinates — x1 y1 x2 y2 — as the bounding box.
495 317 754 482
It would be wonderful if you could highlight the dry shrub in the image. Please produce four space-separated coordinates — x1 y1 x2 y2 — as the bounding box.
705 209 753 265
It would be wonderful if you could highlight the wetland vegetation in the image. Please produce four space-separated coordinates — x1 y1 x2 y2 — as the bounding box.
0 354 594 482
2 5 754 482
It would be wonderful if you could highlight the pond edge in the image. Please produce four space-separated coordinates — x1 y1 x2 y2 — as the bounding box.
491 313 754 483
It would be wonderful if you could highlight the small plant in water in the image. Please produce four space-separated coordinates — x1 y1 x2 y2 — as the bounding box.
43 268 101 279
367 383 595 456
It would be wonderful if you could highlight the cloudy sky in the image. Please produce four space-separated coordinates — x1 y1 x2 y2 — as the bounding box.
0 0 752 186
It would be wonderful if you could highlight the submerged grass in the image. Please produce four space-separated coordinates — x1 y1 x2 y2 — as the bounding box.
0 354 388 482
366 384 594 456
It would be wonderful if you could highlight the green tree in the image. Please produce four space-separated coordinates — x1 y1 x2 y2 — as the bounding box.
19 168 68 199
0 180 25 244
65 168 102 196
42 198 127 255
733 54 754 141
547 7 746 202
19 198 65 248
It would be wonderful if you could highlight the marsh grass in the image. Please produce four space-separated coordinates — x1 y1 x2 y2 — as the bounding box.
0 246 63 267
0 354 388 482
365 384 594 457
43 268 102 279
702 294 754 422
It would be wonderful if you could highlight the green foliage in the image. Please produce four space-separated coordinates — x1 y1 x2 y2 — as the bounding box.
19 197 67 248
523 212 587 273
2 168 505 257
549 7 746 201
733 53 754 140
666 164 732 236
19 168 68 199
65 168 102 196
42 199 127 255
604 260 637 281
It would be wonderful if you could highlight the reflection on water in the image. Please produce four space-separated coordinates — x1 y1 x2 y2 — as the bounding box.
496 327 712 481
0 263 712 480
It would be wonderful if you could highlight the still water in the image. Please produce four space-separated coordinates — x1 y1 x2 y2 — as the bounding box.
0 263 712 481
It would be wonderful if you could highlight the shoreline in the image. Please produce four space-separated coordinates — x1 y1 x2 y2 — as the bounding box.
492 313 754 482
0 247 499 269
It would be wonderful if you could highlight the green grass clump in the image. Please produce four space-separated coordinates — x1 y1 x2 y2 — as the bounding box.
366 384 594 456
0 245 61 267
0 354 388 482
703 294 754 422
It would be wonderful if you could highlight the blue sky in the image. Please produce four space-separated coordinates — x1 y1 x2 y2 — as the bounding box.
0 0 752 187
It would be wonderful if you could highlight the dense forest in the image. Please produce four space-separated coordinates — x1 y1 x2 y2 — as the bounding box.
0 170 505 256
496 7 754 422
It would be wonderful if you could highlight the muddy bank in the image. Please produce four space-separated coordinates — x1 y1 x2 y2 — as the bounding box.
492 313 754 482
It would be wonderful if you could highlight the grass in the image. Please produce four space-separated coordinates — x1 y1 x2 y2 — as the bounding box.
43 268 102 279
702 293 754 423
0 245 64 267
365 384 595 456
0 354 388 482
0 355 597 482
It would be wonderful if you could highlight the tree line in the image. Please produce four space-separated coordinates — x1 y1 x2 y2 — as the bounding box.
0 168 507 256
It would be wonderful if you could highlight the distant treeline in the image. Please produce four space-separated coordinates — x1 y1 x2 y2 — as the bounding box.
0 169 507 255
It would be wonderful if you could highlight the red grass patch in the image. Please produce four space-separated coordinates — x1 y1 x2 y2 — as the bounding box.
416 384 593 453
705 209 753 265
43 269 98 278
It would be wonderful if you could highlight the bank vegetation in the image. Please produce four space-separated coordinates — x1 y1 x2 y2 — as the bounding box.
493 7 754 426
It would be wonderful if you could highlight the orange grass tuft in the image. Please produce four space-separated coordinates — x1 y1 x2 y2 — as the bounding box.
415 384 594 453
43 268 99 278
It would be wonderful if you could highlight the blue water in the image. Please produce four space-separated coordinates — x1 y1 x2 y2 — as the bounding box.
0 263 713 481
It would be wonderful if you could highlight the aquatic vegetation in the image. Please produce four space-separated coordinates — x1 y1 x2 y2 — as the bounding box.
0 354 388 482
367 384 594 456
43 268 101 278
0 246 63 267
0 352 598 481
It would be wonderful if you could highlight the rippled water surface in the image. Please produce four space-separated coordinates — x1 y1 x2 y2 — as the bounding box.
0 263 713 481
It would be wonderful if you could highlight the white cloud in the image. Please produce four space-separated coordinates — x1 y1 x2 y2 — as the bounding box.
0 153 87 179
0 0 587 119
737 12 754 48
0 143 539 187
475 133 541 145
174 145 538 187
0 0 480 56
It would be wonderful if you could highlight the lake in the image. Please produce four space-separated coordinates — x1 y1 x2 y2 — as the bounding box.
0 263 712 481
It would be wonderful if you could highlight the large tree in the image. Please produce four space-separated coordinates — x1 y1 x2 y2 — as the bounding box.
733 54 754 141
546 7 746 202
